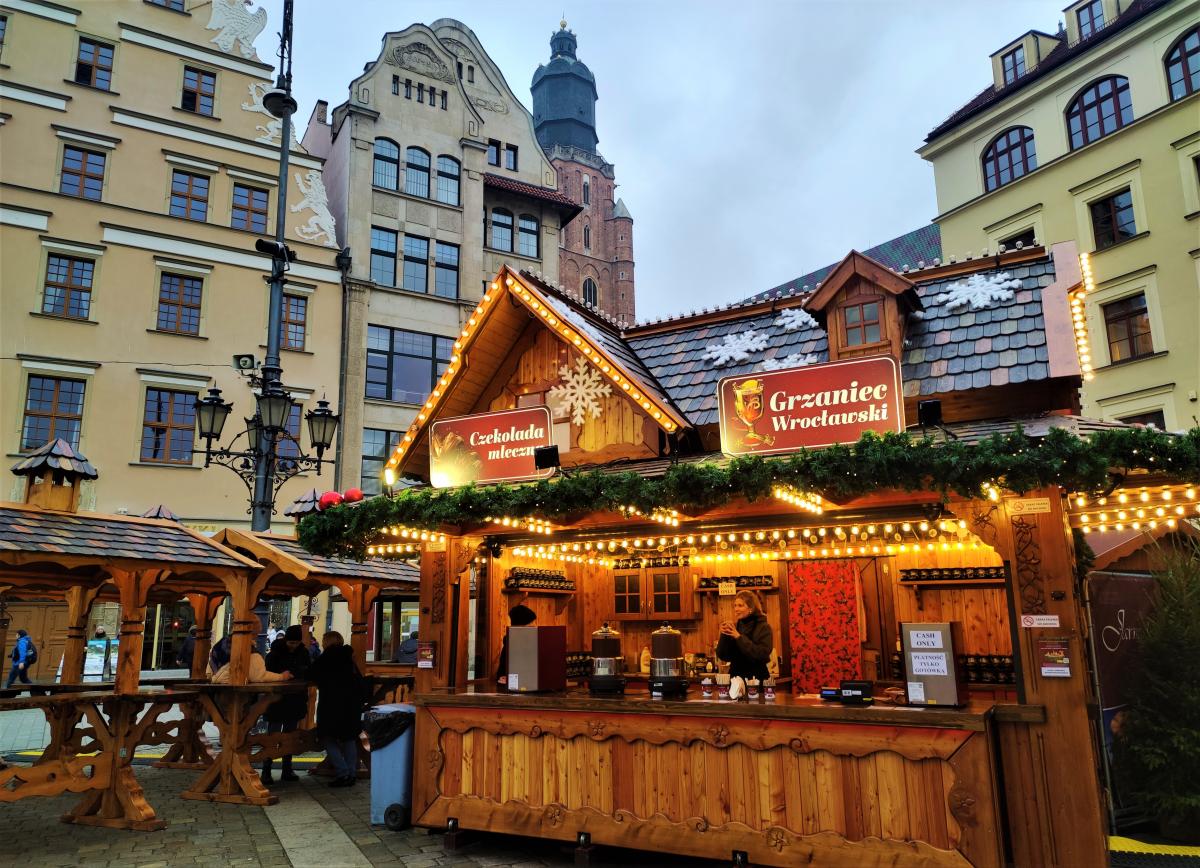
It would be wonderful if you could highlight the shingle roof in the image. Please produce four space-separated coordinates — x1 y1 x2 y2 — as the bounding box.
0 504 251 569
10 439 98 480
902 258 1054 397
629 254 1065 425
256 534 419 585
924 0 1168 142
748 225 942 303
483 173 582 220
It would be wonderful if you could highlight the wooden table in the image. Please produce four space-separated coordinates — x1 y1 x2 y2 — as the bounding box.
182 683 320 806
414 691 1029 868
0 688 199 831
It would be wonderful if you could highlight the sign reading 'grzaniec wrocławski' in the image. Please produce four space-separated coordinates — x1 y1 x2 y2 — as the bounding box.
429 406 554 488
717 357 904 456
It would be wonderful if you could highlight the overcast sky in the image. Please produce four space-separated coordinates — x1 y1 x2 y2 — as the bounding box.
258 0 1060 320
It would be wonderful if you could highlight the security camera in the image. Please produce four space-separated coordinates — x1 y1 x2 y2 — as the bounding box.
232 353 258 372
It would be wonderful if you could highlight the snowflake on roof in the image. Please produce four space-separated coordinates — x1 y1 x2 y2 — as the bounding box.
702 331 769 367
934 272 1022 311
548 356 612 426
760 353 820 372
774 308 818 333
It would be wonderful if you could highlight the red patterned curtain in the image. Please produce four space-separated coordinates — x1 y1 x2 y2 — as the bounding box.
787 560 862 694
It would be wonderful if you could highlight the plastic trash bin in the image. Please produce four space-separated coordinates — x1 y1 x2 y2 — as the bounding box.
364 703 416 830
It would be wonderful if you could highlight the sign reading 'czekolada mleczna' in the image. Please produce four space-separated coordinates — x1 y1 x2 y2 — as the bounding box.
717 357 904 456
429 407 554 488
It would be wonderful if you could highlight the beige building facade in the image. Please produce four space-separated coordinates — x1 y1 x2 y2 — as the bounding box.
920 0 1200 429
303 19 578 497
0 0 343 533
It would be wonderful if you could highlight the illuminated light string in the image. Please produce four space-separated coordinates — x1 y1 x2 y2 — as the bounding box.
1073 253 1094 382
510 538 986 565
380 271 681 483
1069 485 1200 532
619 505 681 527
772 485 825 515
366 543 419 557
488 516 554 535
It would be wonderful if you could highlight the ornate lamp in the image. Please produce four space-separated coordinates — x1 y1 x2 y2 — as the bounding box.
195 388 233 447
257 382 294 432
305 398 339 460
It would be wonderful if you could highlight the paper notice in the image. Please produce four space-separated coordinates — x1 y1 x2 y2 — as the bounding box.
507 673 518 691
910 630 943 649
907 681 926 703
909 652 949 676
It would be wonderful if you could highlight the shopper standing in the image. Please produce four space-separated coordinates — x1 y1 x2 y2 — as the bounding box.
307 631 364 787
6 629 34 688
261 626 311 784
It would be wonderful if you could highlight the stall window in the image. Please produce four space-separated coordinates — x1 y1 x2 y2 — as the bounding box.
650 570 682 615
613 571 642 617
843 301 881 346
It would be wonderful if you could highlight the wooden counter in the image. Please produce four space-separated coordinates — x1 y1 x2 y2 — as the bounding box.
413 690 1008 867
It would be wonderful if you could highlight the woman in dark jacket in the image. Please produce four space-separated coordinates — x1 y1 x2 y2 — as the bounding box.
307 631 364 787
716 590 773 682
261 626 312 784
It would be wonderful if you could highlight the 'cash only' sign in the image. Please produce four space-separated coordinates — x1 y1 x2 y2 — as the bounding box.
429 406 553 488
717 356 903 456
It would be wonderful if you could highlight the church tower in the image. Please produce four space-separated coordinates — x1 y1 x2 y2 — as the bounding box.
532 22 636 324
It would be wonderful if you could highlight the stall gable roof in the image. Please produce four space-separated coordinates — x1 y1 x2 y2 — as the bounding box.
802 249 921 316
218 529 419 585
627 252 1073 425
386 265 688 478
0 502 257 572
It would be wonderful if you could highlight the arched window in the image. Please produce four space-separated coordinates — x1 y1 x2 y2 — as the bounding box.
583 278 598 307
982 126 1037 192
373 138 399 190
583 223 591 250
582 176 590 206
1066 76 1132 150
435 156 460 205
1165 26 1200 101
404 147 430 198
518 215 539 258
490 208 513 251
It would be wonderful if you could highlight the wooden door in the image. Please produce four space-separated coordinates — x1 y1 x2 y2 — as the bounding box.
5 602 69 681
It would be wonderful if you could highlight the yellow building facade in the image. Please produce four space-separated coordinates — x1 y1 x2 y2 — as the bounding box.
0 0 343 532
920 0 1200 429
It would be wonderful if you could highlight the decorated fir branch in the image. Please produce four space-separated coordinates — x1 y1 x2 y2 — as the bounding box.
298 426 1200 559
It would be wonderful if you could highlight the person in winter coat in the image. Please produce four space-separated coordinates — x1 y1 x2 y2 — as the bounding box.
716 591 774 682
208 634 232 675
6 629 34 688
175 626 198 671
211 649 291 684
394 630 419 664
261 626 312 784
307 631 364 787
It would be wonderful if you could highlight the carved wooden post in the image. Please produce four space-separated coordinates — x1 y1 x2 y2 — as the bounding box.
956 490 1106 867
218 574 271 686
184 592 224 680
416 541 451 695
61 585 101 683
331 581 380 670
113 568 165 695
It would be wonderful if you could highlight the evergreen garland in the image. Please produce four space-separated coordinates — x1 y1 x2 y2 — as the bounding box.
299 426 1200 559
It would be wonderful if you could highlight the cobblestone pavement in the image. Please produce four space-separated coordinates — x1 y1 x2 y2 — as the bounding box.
0 766 720 867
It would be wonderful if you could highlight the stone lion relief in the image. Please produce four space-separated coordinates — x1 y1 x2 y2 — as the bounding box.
242 83 301 149
387 42 454 84
290 171 338 248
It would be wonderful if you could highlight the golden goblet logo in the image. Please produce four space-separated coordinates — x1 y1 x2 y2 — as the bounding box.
731 379 774 447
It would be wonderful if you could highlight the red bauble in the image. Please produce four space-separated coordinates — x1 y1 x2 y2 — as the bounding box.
342 487 364 503
317 490 344 511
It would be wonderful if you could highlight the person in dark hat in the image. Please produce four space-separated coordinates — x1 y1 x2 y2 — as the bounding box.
496 604 537 689
261 625 312 785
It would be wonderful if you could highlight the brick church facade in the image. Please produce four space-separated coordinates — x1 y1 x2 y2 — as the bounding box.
532 23 636 324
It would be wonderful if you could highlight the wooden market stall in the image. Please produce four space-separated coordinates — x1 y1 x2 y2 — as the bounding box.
297 255 1199 867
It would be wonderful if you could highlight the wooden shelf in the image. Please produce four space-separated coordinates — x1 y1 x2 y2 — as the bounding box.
502 587 576 596
695 585 778 594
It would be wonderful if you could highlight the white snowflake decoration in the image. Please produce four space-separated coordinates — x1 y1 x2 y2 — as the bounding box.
774 308 818 333
702 331 769 367
549 356 612 425
761 353 820 372
934 272 1022 311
